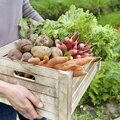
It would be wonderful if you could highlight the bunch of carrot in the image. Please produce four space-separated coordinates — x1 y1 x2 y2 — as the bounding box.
28 56 97 77
47 56 96 77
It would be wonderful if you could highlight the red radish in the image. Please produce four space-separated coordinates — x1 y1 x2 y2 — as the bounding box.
77 43 85 50
87 49 92 54
73 44 77 49
73 54 81 59
82 44 91 50
64 37 74 50
78 50 85 55
61 43 67 52
69 49 78 56
71 32 78 42
55 39 62 45
56 43 67 53
72 41 77 47
81 53 89 58
83 49 92 54
56 43 61 48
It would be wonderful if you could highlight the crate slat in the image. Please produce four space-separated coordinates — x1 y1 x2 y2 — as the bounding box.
32 92 58 106
58 71 73 120
0 66 58 89
0 74 58 97
0 57 59 79
71 62 99 113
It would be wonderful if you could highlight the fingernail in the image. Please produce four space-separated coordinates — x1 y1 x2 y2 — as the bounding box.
38 102 44 108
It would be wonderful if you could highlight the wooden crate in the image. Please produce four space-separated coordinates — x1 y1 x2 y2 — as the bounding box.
0 42 100 120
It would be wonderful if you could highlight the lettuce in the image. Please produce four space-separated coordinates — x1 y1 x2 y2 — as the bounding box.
19 5 120 61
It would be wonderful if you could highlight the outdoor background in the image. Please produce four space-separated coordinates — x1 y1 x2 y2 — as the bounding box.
29 0 120 119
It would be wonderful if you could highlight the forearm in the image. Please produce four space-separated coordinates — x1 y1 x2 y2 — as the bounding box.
23 0 44 22
0 80 11 96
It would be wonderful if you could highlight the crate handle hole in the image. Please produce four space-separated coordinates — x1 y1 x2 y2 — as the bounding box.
14 71 35 82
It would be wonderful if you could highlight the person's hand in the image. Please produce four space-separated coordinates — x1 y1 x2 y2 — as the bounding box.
4 84 43 120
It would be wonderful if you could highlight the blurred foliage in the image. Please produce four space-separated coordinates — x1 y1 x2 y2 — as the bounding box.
29 0 120 116
79 61 120 106
30 0 120 27
98 11 120 27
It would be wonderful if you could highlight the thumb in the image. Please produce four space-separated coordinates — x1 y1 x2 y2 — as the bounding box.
27 92 43 108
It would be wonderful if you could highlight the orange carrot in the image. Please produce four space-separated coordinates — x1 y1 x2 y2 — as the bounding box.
46 56 68 68
38 55 49 65
28 57 40 65
73 69 87 77
60 56 96 66
54 64 82 71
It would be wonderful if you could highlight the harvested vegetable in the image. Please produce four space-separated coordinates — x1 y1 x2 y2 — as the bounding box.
51 47 63 58
35 35 54 47
7 48 22 60
21 52 33 62
17 39 33 53
55 39 67 52
31 46 51 59
73 69 87 77
54 64 82 71
38 55 49 65
56 56 96 67
28 57 40 65
46 56 68 68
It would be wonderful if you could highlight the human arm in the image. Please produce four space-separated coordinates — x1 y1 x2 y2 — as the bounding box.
23 0 44 23
0 80 43 120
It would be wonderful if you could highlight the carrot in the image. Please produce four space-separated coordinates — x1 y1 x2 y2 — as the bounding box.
28 57 40 65
54 64 82 71
38 55 49 65
60 56 96 66
73 69 87 77
46 56 68 68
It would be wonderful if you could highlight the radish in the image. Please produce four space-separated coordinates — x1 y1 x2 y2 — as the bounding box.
80 53 89 58
61 43 67 52
73 54 81 59
73 44 77 49
55 39 62 45
82 44 91 51
64 37 74 50
71 32 78 42
56 43 67 53
77 43 85 50
77 50 85 55
69 49 78 56
87 49 92 54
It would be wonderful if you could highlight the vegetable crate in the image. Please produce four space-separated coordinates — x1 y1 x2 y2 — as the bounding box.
0 42 100 120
